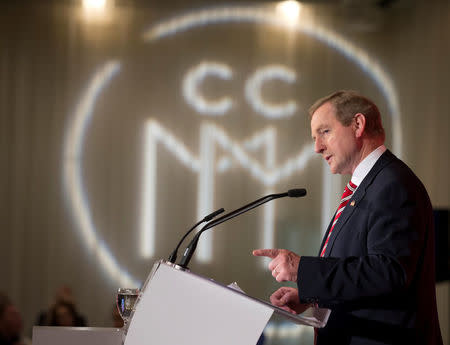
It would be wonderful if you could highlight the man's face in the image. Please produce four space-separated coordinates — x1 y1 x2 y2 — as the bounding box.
310 102 359 175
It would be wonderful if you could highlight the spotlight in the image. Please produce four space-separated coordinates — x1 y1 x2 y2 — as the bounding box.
276 0 302 22
82 0 107 11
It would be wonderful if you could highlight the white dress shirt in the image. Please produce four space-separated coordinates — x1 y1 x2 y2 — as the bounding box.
351 145 387 188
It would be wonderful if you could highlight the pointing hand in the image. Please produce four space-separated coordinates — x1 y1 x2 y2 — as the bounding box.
253 248 301 282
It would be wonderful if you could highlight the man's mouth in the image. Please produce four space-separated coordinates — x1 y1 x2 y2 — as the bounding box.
325 155 332 163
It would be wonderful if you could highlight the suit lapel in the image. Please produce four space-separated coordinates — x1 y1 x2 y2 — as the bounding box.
318 213 335 256
322 150 396 257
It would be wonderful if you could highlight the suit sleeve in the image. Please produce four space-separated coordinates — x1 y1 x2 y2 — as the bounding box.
297 174 431 307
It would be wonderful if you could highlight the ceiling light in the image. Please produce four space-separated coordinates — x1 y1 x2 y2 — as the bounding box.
82 0 107 11
276 1 302 22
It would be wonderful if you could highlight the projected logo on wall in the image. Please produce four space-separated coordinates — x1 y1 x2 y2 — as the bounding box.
63 5 402 286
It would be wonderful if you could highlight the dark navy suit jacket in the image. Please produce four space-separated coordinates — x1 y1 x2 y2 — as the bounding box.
298 150 442 345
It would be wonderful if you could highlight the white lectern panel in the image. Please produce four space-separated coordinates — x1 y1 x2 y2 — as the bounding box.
125 262 273 345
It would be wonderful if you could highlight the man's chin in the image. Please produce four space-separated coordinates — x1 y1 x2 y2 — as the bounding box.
328 164 337 174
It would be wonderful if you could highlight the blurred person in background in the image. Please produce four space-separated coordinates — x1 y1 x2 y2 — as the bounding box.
36 285 87 327
0 292 30 345
46 301 79 327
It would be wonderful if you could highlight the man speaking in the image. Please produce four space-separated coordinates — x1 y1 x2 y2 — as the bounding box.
254 91 443 345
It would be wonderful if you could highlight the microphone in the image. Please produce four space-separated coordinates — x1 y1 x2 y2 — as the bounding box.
178 188 307 268
167 208 225 264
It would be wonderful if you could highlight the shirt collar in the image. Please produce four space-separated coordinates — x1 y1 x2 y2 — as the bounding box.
351 145 386 186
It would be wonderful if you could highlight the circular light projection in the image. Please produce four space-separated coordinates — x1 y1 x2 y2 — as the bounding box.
64 4 403 287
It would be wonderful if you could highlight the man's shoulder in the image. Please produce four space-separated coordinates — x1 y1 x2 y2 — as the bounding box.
374 150 421 184
368 150 430 201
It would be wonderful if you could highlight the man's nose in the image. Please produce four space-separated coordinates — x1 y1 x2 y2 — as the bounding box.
314 138 324 153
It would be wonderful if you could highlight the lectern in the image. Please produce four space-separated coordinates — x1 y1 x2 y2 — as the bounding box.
124 260 330 345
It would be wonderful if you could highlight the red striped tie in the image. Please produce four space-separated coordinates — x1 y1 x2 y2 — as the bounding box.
320 181 357 257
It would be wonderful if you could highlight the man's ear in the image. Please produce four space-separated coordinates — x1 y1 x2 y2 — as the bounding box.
353 113 366 138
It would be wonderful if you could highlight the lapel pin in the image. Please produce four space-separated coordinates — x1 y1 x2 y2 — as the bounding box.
350 200 355 206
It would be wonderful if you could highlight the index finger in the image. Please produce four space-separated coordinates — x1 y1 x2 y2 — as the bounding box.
252 249 280 258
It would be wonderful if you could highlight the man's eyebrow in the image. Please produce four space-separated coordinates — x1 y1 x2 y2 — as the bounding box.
313 125 325 133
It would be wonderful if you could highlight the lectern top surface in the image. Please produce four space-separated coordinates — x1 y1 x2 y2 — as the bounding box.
32 326 124 345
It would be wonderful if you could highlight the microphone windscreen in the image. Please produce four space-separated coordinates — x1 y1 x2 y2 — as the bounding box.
204 208 225 222
287 188 307 198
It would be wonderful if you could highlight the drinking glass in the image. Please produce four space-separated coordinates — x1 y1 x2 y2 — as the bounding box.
116 288 140 331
